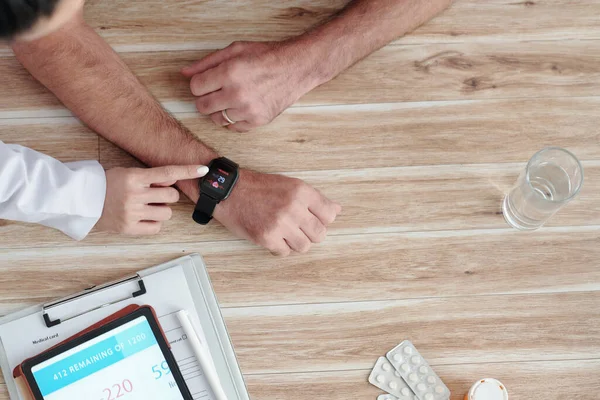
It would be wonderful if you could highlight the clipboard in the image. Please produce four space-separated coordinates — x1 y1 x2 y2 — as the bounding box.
0 254 249 400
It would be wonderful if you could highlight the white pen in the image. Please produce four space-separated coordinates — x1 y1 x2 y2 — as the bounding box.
176 310 228 400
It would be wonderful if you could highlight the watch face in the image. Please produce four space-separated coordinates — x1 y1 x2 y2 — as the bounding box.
201 160 238 200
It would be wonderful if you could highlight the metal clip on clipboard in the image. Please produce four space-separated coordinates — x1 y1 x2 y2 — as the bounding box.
41 275 147 328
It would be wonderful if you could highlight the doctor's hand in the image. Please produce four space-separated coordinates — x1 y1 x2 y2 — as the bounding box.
96 165 209 235
182 40 320 132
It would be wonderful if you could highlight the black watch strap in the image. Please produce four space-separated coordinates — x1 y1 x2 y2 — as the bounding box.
192 193 219 225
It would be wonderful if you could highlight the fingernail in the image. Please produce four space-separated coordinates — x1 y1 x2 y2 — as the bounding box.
197 166 209 175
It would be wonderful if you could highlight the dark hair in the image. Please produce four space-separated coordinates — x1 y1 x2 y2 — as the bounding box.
0 0 61 39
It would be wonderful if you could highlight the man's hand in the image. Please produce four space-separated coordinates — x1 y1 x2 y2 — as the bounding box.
182 41 319 133
181 0 453 133
96 165 208 235
213 170 341 256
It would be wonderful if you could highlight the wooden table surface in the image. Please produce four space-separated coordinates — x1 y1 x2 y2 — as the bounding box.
2 1 600 399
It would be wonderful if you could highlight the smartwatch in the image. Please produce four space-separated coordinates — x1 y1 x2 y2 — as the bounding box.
193 157 239 225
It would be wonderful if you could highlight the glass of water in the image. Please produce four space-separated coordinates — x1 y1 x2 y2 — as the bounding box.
503 147 583 230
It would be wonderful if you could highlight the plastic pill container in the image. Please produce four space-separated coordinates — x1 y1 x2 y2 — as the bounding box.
464 378 508 400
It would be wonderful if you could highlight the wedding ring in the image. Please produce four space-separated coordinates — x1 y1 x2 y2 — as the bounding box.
222 109 236 125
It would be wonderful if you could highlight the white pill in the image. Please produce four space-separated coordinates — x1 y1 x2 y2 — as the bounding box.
401 363 410 372
394 371 401 377
419 366 429 374
390 381 398 390
393 353 403 362
403 346 413 355
427 376 436 384
376 375 385 383
409 373 418 382
401 388 410 396
382 363 391 371
411 356 421 364
425 394 434 400
435 386 444 393
417 383 426 392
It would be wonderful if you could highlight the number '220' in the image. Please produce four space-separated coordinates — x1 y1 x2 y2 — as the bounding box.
102 379 133 400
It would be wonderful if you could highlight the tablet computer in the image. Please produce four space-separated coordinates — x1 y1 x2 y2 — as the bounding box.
18 305 192 400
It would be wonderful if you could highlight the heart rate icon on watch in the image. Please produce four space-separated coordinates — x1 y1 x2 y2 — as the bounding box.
212 182 219 188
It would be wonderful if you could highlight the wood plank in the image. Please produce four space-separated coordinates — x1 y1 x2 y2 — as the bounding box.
222 291 600 373
80 0 600 50
100 98 600 172
0 228 599 313
0 118 98 162
4 40 600 112
2 359 599 399
244 360 600 400
5 97 600 173
0 162 598 248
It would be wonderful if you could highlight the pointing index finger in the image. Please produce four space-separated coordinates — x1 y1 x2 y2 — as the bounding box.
142 165 209 186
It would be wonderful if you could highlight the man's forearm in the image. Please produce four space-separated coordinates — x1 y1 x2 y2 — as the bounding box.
294 0 454 85
11 12 216 200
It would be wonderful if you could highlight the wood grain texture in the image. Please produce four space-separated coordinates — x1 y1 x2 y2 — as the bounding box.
80 0 600 50
101 98 600 172
4 97 600 173
1 0 600 398
222 291 600 373
4 40 600 112
0 228 598 312
0 118 98 161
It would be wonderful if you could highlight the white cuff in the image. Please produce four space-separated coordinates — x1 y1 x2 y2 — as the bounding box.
58 161 107 240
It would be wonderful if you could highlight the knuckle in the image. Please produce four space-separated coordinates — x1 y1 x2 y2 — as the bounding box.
236 126 251 133
255 225 279 247
151 223 162 235
253 115 271 126
121 223 136 235
162 165 178 180
245 104 261 118
224 61 243 79
195 97 213 114
190 75 202 94
270 246 290 257
322 208 337 225
230 88 247 105
290 178 307 196
298 242 311 254
312 225 327 243
230 41 245 51
168 188 180 203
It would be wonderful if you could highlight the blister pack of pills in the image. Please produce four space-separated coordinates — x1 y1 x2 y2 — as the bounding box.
386 341 450 400
378 393 420 400
368 357 418 400
378 394 400 400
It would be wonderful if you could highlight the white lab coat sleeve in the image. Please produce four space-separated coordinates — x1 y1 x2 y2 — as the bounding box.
0 141 107 240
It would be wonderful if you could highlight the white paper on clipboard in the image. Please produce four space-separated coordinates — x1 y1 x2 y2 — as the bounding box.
0 255 248 400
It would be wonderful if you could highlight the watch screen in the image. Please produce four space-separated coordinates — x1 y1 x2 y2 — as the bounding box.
201 161 237 199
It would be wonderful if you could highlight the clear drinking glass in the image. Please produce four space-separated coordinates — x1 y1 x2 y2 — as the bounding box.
502 147 583 230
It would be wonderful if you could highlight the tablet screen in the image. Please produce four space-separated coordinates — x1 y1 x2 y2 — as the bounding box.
29 315 186 400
